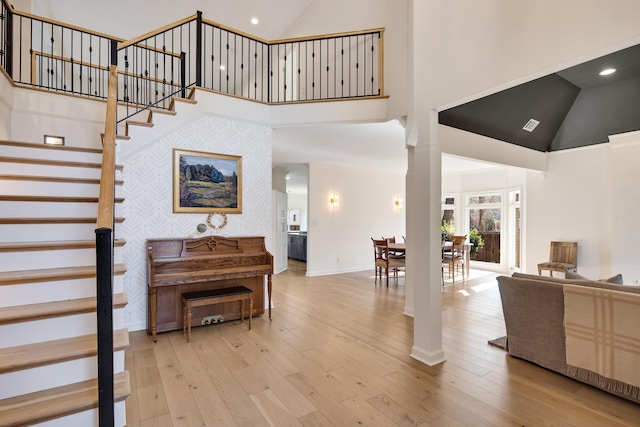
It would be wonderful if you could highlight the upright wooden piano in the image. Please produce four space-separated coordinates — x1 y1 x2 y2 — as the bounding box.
147 235 273 341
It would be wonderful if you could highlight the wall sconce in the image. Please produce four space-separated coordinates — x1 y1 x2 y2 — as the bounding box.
44 135 65 146
330 193 339 209
394 196 402 210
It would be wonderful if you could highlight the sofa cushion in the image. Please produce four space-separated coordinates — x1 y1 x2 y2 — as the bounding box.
512 272 640 294
565 271 624 284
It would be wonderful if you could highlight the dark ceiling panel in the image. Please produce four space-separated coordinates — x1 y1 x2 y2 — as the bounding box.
551 76 640 150
439 75 580 152
439 43 640 153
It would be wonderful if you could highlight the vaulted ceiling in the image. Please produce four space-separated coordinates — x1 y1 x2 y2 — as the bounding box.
439 43 640 152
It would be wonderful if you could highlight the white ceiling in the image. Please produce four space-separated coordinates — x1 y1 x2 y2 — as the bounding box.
37 0 315 41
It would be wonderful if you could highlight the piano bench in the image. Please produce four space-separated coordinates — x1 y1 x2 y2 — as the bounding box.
181 286 254 342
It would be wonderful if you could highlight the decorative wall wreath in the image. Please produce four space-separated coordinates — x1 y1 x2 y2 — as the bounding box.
205 212 228 231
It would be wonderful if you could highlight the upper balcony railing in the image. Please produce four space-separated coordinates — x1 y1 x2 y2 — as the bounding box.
0 4 385 127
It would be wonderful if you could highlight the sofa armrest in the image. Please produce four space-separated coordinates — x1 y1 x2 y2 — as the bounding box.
497 276 568 374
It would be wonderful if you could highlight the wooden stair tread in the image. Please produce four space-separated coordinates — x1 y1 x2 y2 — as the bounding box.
0 195 124 203
0 264 127 286
149 107 177 116
0 239 126 252
0 156 124 171
125 120 154 128
0 370 130 427
0 174 124 185
0 217 125 224
0 293 128 325
173 97 197 104
0 329 129 374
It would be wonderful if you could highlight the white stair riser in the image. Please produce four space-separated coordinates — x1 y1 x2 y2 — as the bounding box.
0 181 123 198
0 201 123 218
0 309 125 348
0 246 124 272
0 162 122 180
32 401 126 427
0 350 125 400
0 145 104 163
0 223 123 242
0 276 125 307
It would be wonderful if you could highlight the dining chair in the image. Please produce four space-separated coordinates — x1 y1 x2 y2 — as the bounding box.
537 241 577 276
372 238 405 287
442 235 466 284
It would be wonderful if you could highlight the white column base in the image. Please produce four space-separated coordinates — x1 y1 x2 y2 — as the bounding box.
403 306 414 317
411 345 446 366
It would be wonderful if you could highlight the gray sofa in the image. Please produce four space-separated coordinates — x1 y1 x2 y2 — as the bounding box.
496 272 640 404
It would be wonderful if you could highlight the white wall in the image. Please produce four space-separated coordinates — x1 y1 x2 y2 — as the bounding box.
526 144 612 280
119 115 273 331
11 89 106 149
307 163 405 276
610 132 640 284
0 70 12 139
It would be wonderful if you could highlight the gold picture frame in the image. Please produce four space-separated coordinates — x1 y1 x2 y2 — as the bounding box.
173 148 242 213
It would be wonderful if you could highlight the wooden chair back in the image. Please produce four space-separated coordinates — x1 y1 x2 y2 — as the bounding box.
371 238 404 286
549 241 577 265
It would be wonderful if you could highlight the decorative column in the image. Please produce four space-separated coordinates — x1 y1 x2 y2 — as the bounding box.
405 0 445 366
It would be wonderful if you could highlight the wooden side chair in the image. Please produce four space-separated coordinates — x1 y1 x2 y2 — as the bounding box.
372 238 405 287
538 241 577 276
442 235 467 284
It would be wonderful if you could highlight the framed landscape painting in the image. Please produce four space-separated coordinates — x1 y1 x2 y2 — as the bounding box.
173 149 242 213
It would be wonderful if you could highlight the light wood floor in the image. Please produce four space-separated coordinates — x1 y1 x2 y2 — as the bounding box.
124 262 640 426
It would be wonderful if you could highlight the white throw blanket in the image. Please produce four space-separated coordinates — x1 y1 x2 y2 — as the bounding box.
563 284 640 388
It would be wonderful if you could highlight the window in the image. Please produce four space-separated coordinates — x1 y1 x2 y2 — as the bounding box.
466 192 502 264
441 195 456 239
508 189 522 271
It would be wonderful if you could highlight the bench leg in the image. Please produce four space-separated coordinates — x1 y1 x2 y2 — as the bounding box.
249 298 253 330
182 301 187 336
187 303 192 343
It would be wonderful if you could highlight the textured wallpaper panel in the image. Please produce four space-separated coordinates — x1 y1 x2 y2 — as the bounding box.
121 115 272 330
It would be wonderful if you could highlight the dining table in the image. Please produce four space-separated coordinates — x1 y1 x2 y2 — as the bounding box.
389 241 472 276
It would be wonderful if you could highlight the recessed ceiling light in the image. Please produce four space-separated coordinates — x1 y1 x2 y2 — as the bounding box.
220 65 226 71
251 17 259 25
599 68 616 76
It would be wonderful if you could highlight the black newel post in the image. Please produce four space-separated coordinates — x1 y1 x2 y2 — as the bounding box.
96 228 114 427
4 3 14 78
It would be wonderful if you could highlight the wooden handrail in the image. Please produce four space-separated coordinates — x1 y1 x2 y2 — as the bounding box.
117 14 198 50
96 64 118 229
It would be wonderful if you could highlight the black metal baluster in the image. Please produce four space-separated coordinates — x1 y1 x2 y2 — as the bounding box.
333 39 338 98
225 32 229 94
80 30 85 94
233 33 237 95
49 22 54 90
253 40 257 100
371 33 376 95
296 42 301 101
196 11 202 88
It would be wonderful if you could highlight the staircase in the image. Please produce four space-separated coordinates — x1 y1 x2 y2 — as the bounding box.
0 140 129 426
